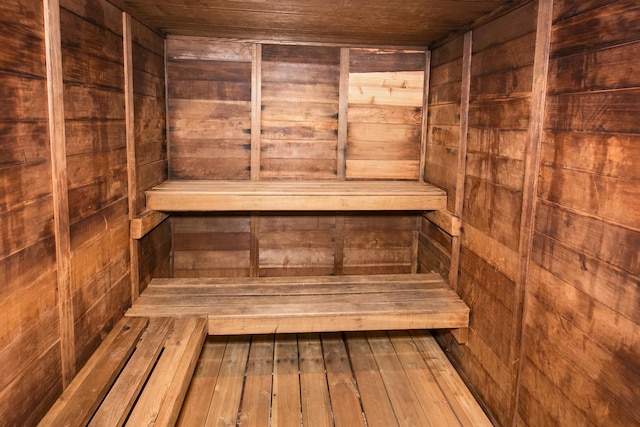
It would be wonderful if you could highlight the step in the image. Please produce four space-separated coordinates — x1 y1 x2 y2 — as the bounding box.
38 316 207 427
126 273 469 336
145 180 447 211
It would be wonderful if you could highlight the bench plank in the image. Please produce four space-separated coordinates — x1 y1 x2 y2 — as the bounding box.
38 317 148 427
125 317 208 427
145 180 447 211
126 273 470 335
89 318 173 426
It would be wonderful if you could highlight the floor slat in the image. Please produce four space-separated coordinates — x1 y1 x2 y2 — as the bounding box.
176 331 493 426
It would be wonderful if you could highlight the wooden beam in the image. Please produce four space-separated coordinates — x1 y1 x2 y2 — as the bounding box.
424 210 462 237
130 210 169 239
337 48 349 180
251 43 262 180
448 30 472 295
512 0 553 422
123 13 140 302
419 50 431 182
44 0 75 387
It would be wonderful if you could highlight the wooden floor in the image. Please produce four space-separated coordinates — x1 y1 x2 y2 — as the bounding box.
176 331 492 426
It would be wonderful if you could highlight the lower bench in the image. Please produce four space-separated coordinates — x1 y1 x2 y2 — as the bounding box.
38 316 207 427
126 273 469 338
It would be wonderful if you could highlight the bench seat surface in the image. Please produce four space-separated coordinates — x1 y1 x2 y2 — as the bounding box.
145 180 447 211
126 273 469 335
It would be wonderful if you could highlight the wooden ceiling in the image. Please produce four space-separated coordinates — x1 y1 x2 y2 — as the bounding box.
110 0 514 47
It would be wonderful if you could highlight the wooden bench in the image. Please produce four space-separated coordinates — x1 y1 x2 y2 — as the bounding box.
144 179 447 211
126 273 469 339
38 316 207 427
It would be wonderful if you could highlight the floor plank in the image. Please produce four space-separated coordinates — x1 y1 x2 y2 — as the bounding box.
176 331 492 426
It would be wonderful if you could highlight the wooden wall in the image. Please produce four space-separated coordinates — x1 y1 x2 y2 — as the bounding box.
0 1 61 424
421 0 640 426
0 0 168 424
167 41 427 278
517 0 640 425
129 18 170 292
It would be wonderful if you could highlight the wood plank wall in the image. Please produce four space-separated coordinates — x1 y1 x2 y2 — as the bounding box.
60 0 132 370
129 19 170 292
517 1 640 425
421 0 640 426
1 1 169 424
167 41 426 277
0 1 62 424
421 2 539 425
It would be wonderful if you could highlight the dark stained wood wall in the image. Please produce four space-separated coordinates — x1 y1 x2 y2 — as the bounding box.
0 1 169 424
0 1 61 425
130 18 170 292
517 1 640 425
421 1 640 426
60 0 131 369
167 41 426 278
421 2 540 425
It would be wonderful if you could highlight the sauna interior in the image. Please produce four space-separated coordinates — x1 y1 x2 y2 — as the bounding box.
2 0 639 425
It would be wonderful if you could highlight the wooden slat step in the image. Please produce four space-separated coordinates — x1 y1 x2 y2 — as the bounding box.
126 273 469 335
39 317 207 427
145 179 447 211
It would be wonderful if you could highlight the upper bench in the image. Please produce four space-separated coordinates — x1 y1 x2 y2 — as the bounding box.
145 180 447 211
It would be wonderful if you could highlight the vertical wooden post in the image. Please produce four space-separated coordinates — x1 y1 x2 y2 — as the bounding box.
334 48 350 275
414 50 432 273
512 0 553 423
44 0 75 386
251 43 262 181
337 48 349 180
448 31 473 292
250 44 262 277
123 13 140 301
419 50 431 183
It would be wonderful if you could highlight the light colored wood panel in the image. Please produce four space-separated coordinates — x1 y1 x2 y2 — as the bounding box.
349 71 424 89
348 85 423 106
348 104 422 125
